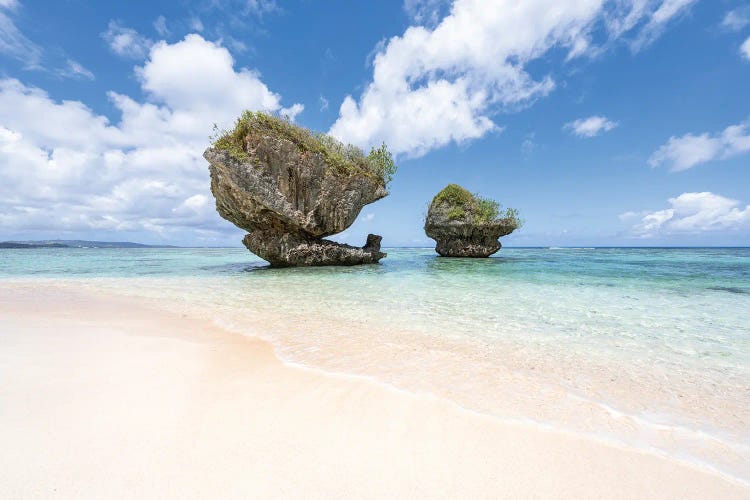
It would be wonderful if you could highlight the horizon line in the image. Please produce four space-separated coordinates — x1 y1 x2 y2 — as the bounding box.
3 241 750 250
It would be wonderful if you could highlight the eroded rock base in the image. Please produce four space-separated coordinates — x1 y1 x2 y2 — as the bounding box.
243 232 386 267
435 239 501 258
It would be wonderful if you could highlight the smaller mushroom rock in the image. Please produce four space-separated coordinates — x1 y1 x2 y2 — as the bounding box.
424 184 521 257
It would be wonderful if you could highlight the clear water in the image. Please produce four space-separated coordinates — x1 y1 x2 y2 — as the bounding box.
2 247 749 480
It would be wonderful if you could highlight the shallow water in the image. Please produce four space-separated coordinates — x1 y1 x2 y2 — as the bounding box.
2 247 749 480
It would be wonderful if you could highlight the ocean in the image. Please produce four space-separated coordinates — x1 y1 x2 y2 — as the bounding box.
2 247 749 481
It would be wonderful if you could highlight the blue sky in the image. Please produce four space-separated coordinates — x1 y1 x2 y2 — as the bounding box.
0 0 749 247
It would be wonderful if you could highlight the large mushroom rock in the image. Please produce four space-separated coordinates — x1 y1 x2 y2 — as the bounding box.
424 184 521 258
204 111 395 267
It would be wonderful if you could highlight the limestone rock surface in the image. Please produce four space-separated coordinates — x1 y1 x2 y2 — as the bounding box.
424 184 520 258
205 131 387 267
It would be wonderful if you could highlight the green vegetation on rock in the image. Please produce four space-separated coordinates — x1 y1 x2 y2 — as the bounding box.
476 198 500 222
431 183 522 226
211 111 397 188
433 183 475 209
447 206 466 220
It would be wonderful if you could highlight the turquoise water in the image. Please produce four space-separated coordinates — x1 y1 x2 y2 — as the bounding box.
2 246 748 368
2 247 749 479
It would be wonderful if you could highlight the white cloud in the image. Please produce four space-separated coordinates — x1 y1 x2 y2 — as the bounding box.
650 0 694 28
319 95 329 112
403 0 450 26
102 21 154 59
741 37 750 61
222 36 248 54
649 122 750 171
722 7 750 31
630 0 697 52
135 35 283 116
0 35 301 241
190 17 204 32
0 3 94 79
618 211 640 221
0 8 42 68
521 133 537 154
626 193 750 237
61 59 95 80
153 15 170 37
280 103 304 121
564 115 618 137
243 0 278 17
208 0 278 18
172 194 208 216
330 0 694 158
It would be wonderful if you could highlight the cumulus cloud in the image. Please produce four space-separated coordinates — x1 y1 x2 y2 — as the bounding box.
625 193 750 237
330 0 695 158
102 21 154 59
135 35 283 114
742 37 750 60
0 35 300 242
280 103 304 121
564 115 618 137
649 122 750 171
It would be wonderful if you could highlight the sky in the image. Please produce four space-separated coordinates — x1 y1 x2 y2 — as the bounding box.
0 0 749 248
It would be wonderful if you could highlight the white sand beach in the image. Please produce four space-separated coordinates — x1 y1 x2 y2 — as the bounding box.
0 283 747 499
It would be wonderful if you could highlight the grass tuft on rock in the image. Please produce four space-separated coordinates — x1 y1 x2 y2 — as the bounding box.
211 111 397 188
432 183 522 226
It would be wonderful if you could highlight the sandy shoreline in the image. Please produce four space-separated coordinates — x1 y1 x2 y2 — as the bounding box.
0 284 747 499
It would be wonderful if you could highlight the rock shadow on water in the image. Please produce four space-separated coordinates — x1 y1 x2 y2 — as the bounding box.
239 258 388 277
706 286 749 295
425 254 514 274
196 261 270 275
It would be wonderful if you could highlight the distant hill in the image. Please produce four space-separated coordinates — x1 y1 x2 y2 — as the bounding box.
0 240 178 249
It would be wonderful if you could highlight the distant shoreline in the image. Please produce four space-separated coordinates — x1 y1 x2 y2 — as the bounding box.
0 240 178 249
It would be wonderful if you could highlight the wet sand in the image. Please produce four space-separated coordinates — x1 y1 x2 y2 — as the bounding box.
0 284 747 499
